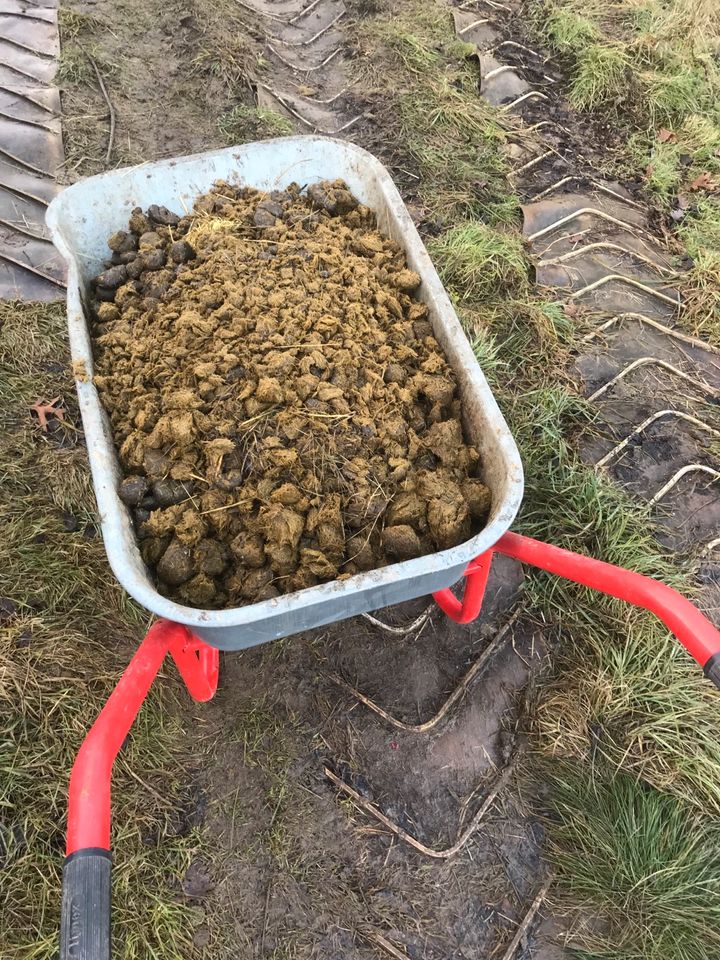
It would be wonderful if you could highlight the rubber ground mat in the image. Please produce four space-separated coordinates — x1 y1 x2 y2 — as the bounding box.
0 0 64 300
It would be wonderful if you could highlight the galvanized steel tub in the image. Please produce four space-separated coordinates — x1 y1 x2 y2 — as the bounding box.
46 136 524 650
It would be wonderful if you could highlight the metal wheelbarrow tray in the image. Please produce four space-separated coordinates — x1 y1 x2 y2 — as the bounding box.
46 135 524 651
47 139 720 960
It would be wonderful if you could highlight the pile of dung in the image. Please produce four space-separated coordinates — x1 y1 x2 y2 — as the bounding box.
90 179 491 608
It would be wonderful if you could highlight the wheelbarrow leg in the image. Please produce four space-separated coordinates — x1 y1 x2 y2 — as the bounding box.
60 620 219 960
431 549 494 624
433 531 720 688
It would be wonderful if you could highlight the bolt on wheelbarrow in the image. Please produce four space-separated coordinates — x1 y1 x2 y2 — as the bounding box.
45 138 720 960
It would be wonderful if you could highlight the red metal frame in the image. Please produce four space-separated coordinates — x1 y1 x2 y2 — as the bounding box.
433 531 720 671
64 531 720 882
61 530 720 960
66 620 219 854
430 549 494 624
68 533 720 857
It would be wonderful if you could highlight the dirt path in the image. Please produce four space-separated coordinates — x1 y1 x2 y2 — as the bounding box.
59 0 247 180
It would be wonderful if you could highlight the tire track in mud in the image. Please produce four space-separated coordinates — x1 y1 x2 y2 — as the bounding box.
457 0 720 598
239 0 363 135
0 0 65 299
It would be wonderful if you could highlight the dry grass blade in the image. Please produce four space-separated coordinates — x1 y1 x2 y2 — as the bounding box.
498 878 552 960
361 606 431 635
360 929 411 959
324 758 518 859
199 497 251 516
330 606 522 732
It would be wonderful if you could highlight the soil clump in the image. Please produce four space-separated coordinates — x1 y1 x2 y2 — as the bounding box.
91 180 491 607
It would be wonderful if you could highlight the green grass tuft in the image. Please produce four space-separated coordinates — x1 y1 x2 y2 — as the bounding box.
56 43 118 88
544 8 601 54
535 0 720 126
429 222 529 301
218 104 294 144
378 24 441 72
642 66 704 123
56 46 95 86
626 133 682 198
547 765 720 960
680 196 720 264
676 198 720 339
399 81 518 223
570 44 631 110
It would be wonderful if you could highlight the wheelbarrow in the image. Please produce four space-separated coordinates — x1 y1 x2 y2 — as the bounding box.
46 137 720 960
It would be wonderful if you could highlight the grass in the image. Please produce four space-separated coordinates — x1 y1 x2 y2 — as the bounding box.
57 8 102 40
429 223 529 301
626 133 682 199
535 0 720 123
0 304 205 958
642 67 705 124
56 10 118 91
677 201 720 339
191 32 256 91
529 0 720 343
231 698 298 769
542 7 600 53
680 197 720 263
351 2 519 224
466 289 720 817
569 44 631 111
56 45 105 86
547 765 720 960
217 104 293 144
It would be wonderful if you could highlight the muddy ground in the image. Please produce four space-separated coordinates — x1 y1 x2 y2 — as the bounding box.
59 0 252 181
189 560 555 959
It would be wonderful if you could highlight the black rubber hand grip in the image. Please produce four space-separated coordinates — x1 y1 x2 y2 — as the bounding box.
704 652 720 690
60 848 111 960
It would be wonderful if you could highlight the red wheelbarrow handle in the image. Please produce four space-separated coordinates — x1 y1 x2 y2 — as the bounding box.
60 621 218 960
61 532 720 959
434 531 720 687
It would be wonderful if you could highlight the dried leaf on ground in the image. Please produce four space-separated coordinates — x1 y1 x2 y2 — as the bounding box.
688 171 717 192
